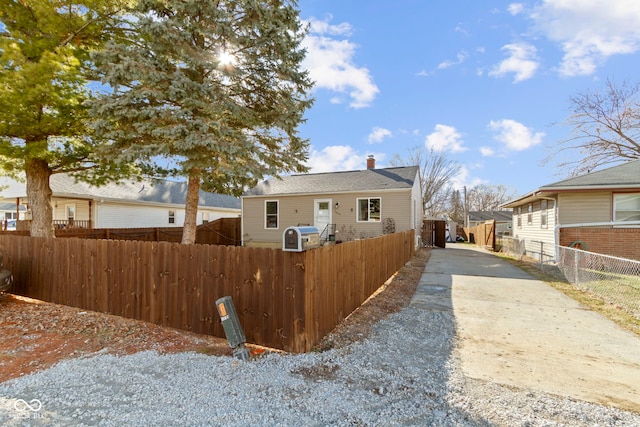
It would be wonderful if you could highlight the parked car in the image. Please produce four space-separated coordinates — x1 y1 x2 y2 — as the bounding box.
0 252 12 294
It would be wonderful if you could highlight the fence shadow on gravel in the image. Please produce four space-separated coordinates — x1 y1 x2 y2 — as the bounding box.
0 231 414 353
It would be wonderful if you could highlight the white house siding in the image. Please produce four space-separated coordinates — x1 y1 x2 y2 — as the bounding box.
53 199 91 222
557 192 612 224
410 175 423 246
512 199 557 262
94 202 239 229
242 189 415 247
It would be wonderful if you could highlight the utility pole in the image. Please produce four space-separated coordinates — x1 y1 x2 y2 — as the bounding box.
463 186 468 228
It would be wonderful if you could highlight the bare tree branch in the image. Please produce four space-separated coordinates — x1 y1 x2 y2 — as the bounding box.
544 78 640 176
390 146 461 218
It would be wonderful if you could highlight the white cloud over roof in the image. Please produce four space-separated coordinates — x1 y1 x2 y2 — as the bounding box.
488 119 545 151
425 124 467 153
530 0 640 76
306 145 384 173
367 127 392 144
302 17 379 108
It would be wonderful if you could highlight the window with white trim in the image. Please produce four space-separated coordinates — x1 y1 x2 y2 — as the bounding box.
357 197 381 222
527 203 533 225
265 200 279 229
540 200 548 229
517 207 522 228
614 193 640 222
168 210 175 224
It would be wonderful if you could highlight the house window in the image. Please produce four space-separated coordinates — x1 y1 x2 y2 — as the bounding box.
202 212 209 224
517 207 522 228
540 200 548 229
357 197 381 222
265 200 278 229
168 210 175 224
527 203 533 225
66 204 76 224
613 193 640 222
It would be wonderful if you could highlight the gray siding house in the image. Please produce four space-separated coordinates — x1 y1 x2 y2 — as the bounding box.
241 158 422 248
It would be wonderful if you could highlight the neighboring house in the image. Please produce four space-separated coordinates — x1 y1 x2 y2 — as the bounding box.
467 211 513 236
241 156 423 248
502 160 640 261
0 174 241 230
0 202 26 221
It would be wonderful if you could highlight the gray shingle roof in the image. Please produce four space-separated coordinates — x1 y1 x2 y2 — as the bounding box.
502 159 640 208
0 174 241 209
468 211 512 222
242 166 420 196
0 202 25 211
541 159 640 190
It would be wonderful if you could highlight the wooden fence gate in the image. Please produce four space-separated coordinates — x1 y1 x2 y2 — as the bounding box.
422 220 446 248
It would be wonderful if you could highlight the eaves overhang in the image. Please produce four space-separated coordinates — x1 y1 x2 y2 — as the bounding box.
501 190 558 209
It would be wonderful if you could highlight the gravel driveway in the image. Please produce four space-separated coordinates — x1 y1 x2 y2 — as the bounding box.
1 303 639 426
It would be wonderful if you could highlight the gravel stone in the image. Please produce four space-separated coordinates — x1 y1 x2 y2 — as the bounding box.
1 307 638 426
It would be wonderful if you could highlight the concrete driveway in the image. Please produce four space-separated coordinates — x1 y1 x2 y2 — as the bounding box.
411 244 640 413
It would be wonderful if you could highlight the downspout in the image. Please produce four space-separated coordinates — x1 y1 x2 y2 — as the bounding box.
554 220 640 261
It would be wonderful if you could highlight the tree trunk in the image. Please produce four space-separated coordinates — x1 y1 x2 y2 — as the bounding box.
25 158 54 238
181 168 201 245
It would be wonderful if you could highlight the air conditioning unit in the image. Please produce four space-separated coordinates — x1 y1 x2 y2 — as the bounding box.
282 226 320 252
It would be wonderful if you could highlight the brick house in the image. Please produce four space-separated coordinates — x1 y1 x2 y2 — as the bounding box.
502 160 640 261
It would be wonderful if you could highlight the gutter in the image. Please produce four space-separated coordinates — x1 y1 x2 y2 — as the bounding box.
553 220 640 261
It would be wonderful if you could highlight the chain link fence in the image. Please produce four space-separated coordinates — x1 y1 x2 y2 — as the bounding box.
556 246 640 319
497 235 526 259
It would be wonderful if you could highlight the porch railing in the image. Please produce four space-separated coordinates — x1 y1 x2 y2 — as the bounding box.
53 220 91 229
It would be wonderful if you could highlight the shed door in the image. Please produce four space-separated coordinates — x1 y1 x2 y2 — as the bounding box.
314 199 331 239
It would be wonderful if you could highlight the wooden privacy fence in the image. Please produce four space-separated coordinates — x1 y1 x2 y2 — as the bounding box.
464 220 496 250
0 230 414 353
52 217 240 246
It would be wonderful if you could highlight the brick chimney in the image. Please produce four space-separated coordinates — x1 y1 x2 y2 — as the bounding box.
366 155 375 169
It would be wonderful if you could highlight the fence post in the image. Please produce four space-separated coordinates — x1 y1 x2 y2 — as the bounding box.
574 250 580 285
539 241 544 271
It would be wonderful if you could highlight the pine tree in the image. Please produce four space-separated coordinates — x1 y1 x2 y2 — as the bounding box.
0 1 133 237
89 0 314 244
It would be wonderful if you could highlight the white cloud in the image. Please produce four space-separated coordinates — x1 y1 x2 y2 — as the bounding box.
530 0 640 76
480 146 495 156
302 17 379 108
437 51 468 70
425 124 467 153
450 165 487 191
367 127 392 144
508 3 524 15
489 43 539 82
488 119 545 151
306 145 384 173
306 16 352 36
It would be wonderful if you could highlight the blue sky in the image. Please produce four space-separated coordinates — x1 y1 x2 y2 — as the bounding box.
296 0 640 196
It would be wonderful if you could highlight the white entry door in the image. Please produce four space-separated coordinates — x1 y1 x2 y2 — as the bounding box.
314 199 331 239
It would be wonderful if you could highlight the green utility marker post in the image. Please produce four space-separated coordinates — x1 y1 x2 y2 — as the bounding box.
216 296 251 361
